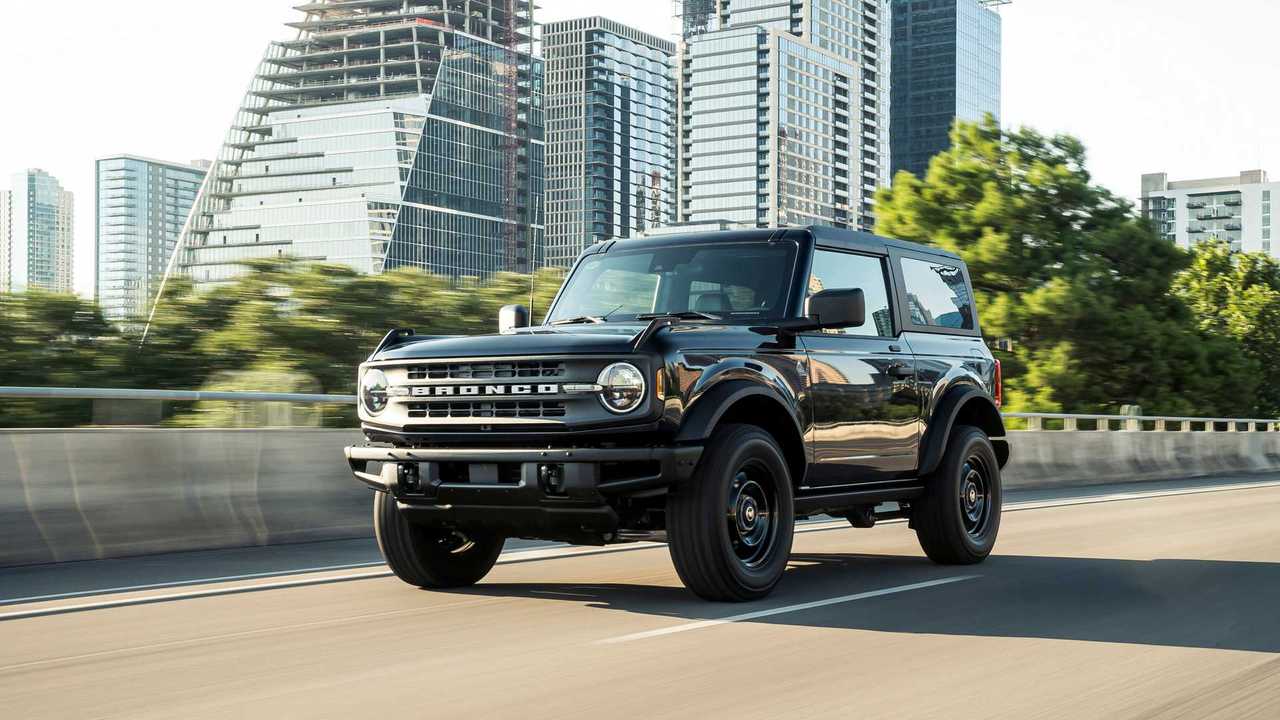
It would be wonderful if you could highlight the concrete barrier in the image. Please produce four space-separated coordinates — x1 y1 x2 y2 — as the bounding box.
2 427 1279 568
1001 430 1280 489
0 429 367 567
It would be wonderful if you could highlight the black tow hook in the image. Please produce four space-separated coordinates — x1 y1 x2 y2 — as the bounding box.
396 462 421 493
538 463 565 495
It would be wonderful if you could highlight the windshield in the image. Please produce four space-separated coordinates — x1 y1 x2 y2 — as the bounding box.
546 241 798 325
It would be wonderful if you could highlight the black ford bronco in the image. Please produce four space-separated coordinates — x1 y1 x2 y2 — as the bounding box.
346 226 1008 601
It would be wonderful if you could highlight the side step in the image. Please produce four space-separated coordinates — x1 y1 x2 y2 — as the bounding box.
793 485 923 517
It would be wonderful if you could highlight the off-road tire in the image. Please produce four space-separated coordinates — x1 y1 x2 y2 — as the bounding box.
374 491 505 588
667 424 795 601
914 424 1001 564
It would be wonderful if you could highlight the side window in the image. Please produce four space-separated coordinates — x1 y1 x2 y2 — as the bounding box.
807 249 894 337
899 257 974 330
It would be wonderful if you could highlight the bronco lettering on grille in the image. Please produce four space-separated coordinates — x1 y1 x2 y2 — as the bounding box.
409 384 560 397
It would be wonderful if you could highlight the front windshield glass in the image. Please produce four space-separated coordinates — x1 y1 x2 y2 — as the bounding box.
546 241 798 325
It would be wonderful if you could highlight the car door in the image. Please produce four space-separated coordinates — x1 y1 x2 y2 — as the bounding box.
800 247 921 489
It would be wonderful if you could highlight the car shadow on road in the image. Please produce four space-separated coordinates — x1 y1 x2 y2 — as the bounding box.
444 552 1280 653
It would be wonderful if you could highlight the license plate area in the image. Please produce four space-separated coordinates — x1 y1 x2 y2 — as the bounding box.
437 461 523 485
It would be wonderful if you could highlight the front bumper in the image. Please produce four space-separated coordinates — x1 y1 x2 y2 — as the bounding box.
343 444 703 541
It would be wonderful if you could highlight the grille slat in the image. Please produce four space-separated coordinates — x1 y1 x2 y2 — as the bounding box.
407 361 566 381
406 401 567 419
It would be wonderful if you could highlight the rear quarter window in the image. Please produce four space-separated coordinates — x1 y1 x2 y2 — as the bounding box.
899 257 975 331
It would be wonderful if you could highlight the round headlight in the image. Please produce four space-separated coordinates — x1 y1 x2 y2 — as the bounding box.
597 362 646 414
360 368 389 415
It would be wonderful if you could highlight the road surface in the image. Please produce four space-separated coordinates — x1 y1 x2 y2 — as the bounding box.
2 476 1279 719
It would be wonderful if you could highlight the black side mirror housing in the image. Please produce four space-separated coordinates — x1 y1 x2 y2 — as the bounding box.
498 304 530 334
806 288 866 330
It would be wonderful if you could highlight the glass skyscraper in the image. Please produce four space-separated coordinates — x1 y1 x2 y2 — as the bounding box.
677 0 892 232
95 156 207 323
171 0 542 289
0 170 74 294
543 17 675 267
890 0 1002 179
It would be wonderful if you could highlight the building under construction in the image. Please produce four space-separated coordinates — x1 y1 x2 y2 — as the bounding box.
171 0 543 288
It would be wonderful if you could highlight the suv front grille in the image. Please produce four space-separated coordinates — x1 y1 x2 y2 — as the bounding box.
407 361 566 381
407 400 567 419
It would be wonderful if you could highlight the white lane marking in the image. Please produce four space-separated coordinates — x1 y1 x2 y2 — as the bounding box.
3 478 1276 620
598 575 979 644
0 570 395 622
0 562 389 606
0 541 672 607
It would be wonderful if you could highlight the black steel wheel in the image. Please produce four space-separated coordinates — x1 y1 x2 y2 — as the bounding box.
667 424 795 601
374 491 505 588
913 425 1002 564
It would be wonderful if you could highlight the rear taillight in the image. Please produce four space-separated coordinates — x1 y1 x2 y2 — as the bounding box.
993 358 1003 408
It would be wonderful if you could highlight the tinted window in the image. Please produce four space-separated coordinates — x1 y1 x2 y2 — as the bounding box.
548 242 796 324
900 257 974 330
807 249 894 337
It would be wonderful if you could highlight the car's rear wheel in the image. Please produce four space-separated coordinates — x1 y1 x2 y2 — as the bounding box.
913 425 1001 564
667 424 795 601
374 491 505 588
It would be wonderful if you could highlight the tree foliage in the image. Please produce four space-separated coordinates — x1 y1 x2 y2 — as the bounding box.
875 117 1258 415
0 262 565 427
1173 241 1280 415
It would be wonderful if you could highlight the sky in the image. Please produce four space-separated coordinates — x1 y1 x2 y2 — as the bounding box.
0 0 1276 299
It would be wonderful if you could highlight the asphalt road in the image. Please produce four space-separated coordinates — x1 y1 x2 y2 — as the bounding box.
2 477 1279 719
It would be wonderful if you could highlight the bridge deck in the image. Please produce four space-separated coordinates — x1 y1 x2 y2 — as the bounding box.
1 476 1278 719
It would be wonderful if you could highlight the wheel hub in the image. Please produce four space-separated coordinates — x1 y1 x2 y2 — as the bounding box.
960 459 991 537
726 466 778 568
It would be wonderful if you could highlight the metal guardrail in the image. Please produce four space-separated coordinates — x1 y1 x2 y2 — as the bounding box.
2 389 1276 431
0 387 355 404
1004 412 1279 432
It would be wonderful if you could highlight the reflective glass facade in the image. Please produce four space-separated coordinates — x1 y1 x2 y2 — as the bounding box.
544 17 675 267
1 170 74 294
95 156 205 323
678 0 891 231
890 0 1001 179
173 0 541 288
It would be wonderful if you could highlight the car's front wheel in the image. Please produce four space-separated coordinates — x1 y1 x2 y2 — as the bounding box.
913 425 1001 564
666 424 795 601
374 491 505 588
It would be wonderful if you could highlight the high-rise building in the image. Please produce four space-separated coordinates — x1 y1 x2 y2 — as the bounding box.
890 0 1002 180
96 155 207 323
1141 170 1277 256
170 0 543 289
543 17 676 267
0 170 74 294
676 0 892 232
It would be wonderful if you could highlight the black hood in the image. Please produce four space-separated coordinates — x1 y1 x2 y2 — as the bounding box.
374 324 646 360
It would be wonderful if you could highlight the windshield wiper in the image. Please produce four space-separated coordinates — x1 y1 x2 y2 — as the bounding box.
548 305 624 327
635 310 722 321
549 315 604 326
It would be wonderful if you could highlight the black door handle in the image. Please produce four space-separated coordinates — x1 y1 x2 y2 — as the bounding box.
888 344 902 352
887 362 913 378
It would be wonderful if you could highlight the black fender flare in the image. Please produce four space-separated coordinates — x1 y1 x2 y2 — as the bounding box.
918 385 1008 476
674 379 804 448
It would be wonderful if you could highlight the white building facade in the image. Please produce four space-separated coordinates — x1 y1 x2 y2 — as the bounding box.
96 155 207 322
1 170 74 294
677 0 892 231
1141 170 1275 255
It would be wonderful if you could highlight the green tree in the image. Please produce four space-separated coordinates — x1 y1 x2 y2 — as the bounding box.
1173 241 1280 415
875 117 1257 415
0 291 122 425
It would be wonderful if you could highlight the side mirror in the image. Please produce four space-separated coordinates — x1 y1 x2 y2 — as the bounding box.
498 304 530 334
806 288 865 330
